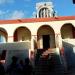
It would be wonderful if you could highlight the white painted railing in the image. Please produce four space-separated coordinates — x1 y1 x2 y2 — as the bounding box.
62 39 75 45
62 39 75 46
0 41 31 50
42 48 60 56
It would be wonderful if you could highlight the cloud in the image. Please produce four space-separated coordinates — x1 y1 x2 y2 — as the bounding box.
9 10 25 19
0 10 6 15
0 0 14 4
0 10 9 19
0 10 25 20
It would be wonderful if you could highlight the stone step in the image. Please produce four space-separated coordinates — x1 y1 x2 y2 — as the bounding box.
35 57 64 75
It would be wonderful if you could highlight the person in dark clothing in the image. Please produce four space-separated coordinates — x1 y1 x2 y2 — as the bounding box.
0 61 5 75
18 60 24 75
0 54 5 75
6 56 20 75
23 58 33 75
19 60 24 69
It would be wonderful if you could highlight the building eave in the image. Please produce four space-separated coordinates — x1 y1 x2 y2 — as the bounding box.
0 16 75 24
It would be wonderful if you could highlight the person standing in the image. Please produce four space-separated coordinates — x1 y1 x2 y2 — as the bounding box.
23 58 33 75
0 61 5 75
6 56 19 75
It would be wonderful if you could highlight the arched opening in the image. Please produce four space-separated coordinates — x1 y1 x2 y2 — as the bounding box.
39 8 50 18
37 25 55 49
61 23 75 39
0 28 8 63
0 28 8 43
14 27 31 42
61 23 75 68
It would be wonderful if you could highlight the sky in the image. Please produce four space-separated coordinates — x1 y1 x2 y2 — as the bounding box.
0 0 75 20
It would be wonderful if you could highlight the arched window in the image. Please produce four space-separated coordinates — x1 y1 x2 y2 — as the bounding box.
0 35 6 43
14 27 31 42
39 8 50 18
61 23 75 39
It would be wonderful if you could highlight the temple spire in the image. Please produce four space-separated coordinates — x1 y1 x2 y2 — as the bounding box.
33 1 57 18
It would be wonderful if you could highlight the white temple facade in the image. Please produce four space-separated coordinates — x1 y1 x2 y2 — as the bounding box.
0 2 75 69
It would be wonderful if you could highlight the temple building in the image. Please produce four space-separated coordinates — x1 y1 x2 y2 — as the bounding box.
33 2 57 18
0 1 75 69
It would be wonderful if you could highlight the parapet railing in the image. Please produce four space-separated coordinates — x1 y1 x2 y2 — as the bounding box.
0 41 31 50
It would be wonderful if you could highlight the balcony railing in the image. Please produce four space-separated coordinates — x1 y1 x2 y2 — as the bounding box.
62 39 75 46
0 41 31 50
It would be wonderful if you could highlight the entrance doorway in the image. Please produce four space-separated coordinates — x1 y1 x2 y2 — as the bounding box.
1 50 6 60
0 50 6 63
43 35 50 49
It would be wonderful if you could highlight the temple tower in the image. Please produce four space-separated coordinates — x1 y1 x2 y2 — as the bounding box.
33 2 57 18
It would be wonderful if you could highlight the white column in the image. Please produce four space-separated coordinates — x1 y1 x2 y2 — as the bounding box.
31 35 38 50
40 10 42 18
31 35 35 51
55 34 62 49
8 35 13 42
50 35 55 48
47 9 48 17
30 35 37 64
37 10 39 18
55 33 67 70
39 35 43 49
48 9 50 17
34 35 37 49
44 8 45 18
